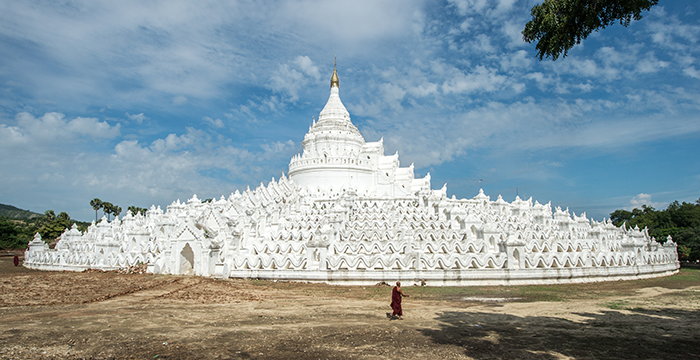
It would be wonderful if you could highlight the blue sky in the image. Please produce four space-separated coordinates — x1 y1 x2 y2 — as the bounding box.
1 0 699 222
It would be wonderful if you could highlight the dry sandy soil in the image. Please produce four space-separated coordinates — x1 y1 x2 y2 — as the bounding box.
1 256 699 360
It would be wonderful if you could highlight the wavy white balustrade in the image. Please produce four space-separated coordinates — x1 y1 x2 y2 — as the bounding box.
23 66 679 285
24 180 679 285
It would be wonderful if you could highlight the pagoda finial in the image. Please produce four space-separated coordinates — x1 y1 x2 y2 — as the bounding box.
330 56 339 88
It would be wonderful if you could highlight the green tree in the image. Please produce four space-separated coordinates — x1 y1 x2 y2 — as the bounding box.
609 199 700 262
678 245 691 261
103 202 113 221
523 0 658 60
112 205 122 219
44 210 56 222
0 218 25 249
90 198 103 222
610 209 632 227
128 206 147 216
39 212 72 242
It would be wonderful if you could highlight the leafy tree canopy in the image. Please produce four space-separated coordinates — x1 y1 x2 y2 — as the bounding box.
0 218 26 250
90 198 103 222
102 202 113 221
1 204 90 249
128 206 147 216
44 210 56 222
112 205 122 218
523 0 658 60
610 199 700 261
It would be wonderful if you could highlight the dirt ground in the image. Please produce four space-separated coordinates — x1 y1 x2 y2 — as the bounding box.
1 256 699 360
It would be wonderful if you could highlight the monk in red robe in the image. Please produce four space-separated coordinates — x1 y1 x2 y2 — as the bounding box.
390 281 409 320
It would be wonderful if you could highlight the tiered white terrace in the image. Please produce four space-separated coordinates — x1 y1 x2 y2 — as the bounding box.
24 65 679 285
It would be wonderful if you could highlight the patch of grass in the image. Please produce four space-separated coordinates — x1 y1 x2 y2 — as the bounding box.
516 287 569 302
664 268 700 282
605 300 629 310
408 286 482 300
230 269 700 305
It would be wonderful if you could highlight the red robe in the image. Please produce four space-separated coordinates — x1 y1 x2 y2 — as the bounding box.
390 286 402 316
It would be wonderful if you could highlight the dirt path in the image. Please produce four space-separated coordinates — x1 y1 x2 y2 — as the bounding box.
1 257 699 359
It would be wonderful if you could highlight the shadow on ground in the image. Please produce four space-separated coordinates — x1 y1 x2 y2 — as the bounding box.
421 308 700 359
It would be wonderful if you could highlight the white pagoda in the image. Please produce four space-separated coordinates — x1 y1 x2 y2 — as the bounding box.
24 64 680 285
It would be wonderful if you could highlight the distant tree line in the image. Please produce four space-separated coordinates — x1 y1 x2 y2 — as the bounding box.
0 210 88 250
128 206 148 217
610 199 700 262
0 199 150 250
90 198 150 222
90 198 122 222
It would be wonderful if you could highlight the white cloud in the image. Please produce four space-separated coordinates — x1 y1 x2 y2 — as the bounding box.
647 8 700 50
0 0 698 222
471 34 496 53
683 66 700 79
494 0 517 15
1 112 120 146
293 56 321 80
501 21 525 48
66 116 121 138
627 193 665 211
572 83 593 92
203 116 225 129
595 46 630 67
270 64 305 102
406 81 439 97
173 96 188 105
379 83 407 111
0 110 298 219
552 58 600 78
126 113 148 124
360 90 700 170
270 56 323 102
636 53 670 73
500 50 531 72
441 65 507 94
524 72 554 89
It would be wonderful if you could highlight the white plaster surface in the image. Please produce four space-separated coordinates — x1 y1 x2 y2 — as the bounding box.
25 69 680 285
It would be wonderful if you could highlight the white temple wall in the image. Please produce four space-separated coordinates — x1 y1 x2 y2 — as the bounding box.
24 186 681 285
227 262 679 286
290 166 373 193
22 66 680 285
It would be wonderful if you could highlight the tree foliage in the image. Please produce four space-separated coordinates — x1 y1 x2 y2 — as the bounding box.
90 198 103 222
1 206 90 249
94 200 122 221
39 214 72 242
57 212 70 221
523 0 658 60
44 210 56 222
0 218 32 249
610 199 700 261
112 205 122 219
102 202 113 221
128 206 147 216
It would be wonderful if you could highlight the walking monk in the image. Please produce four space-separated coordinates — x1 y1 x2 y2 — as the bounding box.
390 281 409 320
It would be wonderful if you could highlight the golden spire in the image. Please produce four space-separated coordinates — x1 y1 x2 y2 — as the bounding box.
330 56 339 88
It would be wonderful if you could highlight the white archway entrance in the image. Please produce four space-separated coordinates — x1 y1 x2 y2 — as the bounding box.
180 243 195 275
